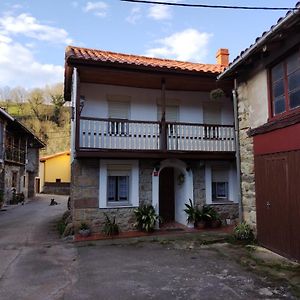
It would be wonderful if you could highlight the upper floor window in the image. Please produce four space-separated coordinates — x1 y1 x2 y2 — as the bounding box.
108 101 129 135
271 51 300 116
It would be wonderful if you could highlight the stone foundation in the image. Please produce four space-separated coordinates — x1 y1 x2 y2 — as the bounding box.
210 203 239 224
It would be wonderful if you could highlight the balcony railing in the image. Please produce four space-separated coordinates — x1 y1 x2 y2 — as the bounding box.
79 117 235 152
5 145 26 164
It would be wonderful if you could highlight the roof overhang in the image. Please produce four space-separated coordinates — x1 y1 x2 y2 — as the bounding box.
218 5 300 80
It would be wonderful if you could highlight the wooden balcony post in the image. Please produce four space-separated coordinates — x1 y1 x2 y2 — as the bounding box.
160 78 167 151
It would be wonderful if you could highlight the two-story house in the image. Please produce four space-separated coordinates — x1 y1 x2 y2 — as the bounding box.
64 46 238 232
0 108 45 207
219 4 300 261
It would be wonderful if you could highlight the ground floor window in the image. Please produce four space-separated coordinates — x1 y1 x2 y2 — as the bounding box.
212 182 228 200
212 166 229 202
205 163 237 204
107 175 129 203
99 160 139 208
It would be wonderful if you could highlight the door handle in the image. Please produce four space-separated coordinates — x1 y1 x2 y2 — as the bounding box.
266 201 271 208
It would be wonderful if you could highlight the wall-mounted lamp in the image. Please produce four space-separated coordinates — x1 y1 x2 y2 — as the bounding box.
79 96 85 115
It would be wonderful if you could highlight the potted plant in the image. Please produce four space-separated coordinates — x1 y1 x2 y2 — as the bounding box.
78 222 91 237
184 199 197 228
134 204 159 233
202 205 221 228
195 208 205 229
102 213 119 236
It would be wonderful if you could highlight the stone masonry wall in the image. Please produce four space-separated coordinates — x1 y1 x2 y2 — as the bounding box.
71 159 155 232
192 165 206 207
139 159 154 206
237 83 257 228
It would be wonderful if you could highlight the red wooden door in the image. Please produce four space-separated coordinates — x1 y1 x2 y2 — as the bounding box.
159 167 175 223
255 151 300 261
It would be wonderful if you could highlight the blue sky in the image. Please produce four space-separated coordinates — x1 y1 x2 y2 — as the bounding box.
0 0 298 88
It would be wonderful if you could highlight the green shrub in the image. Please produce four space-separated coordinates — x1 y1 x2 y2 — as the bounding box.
183 199 197 223
134 205 159 232
80 222 90 231
233 222 255 241
102 213 119 236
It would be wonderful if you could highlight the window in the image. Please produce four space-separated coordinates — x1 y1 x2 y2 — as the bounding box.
212 182 228 200
271 51 300 116
211 167 229 201
107 176 129 203
99 160 139 209
108 101 129 135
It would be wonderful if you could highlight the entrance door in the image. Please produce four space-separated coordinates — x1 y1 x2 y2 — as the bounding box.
159 167 175 223
255 152 300 261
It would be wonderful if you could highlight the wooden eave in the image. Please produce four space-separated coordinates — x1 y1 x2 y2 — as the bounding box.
65 58 233 101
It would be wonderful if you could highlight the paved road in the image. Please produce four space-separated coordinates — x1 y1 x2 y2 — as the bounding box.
0 195 77 300
0 195 296 299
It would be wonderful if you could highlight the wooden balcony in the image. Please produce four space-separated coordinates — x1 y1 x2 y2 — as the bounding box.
78 117 235 156
5 145 26 164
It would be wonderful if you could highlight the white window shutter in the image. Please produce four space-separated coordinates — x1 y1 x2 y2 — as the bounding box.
108 101 129 119
212 168 228 182
203 105 221 124
157 105 179 122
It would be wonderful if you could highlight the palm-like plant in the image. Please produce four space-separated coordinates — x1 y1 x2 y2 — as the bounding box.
134 205 159 232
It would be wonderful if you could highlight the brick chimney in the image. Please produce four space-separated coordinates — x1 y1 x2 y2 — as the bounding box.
216 48 229 67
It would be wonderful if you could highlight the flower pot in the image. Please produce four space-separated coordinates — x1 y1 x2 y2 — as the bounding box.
196 220 206 229
210 219 221 228
187 222 194 229
79 229 91 237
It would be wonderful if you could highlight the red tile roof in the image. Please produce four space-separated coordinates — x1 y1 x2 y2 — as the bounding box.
66 46 224 74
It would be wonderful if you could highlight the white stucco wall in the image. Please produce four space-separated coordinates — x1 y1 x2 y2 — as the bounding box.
238 69 269 129
80 83 234 125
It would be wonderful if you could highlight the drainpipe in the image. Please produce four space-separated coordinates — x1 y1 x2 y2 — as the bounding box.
232 79 243 223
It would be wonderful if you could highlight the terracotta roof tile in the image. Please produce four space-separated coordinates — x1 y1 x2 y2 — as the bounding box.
66 46 224 74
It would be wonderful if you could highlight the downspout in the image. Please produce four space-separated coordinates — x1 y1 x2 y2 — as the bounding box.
232 79 243 223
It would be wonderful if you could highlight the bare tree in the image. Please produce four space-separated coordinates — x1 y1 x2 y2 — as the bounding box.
27 88 45 122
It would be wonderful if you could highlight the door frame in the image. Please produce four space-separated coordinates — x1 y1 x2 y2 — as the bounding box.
152 159 193 226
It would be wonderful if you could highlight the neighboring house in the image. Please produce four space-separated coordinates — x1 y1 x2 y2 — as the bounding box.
39 150 71 195
64 46 238 232
0 108 45 206
219 5 300 261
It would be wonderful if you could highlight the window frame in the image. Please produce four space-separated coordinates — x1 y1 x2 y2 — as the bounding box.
107 171 130 206
99 160 139 209
212 181 229 201
269 49 300 119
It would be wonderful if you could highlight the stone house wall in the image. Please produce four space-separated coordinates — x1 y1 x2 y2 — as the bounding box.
237 82 257 228
71 158 238 232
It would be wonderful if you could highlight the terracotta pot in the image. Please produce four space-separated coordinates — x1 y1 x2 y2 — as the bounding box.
196 221 206 229
210 220 221 228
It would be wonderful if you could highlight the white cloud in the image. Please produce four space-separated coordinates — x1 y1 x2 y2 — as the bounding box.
0 13 72 44
0 39 63 88
84 1 108 17
0 12 70 88
148 4 172 20
145 28 213 62
126 6 142 24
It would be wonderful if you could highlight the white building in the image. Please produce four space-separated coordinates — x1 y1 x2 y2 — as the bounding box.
64 46 238 231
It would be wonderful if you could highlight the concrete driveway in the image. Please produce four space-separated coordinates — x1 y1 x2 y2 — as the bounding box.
0 195 297 299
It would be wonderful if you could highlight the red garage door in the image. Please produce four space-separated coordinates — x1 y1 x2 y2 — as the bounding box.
255 151 300 261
